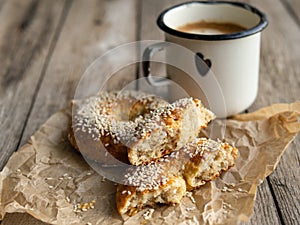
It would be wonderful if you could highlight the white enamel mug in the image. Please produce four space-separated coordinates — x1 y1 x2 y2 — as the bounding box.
143 1 268 118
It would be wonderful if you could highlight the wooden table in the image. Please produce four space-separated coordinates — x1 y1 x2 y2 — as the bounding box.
0 0 299 224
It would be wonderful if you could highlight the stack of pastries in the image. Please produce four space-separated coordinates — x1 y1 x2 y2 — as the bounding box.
68 91 238 216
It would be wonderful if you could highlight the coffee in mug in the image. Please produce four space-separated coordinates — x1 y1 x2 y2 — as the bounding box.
177 20 247 35
143 1 268 118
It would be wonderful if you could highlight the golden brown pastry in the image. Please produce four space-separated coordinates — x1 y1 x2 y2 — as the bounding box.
69 91 215 165
68 91 237 217
68 91 168 163
116 138 238 216
127 98 215 165
116 174 186 216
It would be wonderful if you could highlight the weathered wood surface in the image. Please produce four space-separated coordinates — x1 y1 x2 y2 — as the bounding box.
248 0 300 224
140 0 300 225
283 0 300 25
0 0 6 12
18 0 138 146
0 0 299 224
1 0 137 224
0 0 66 169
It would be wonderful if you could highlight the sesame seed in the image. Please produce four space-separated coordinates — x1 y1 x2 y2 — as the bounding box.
221 187 228 192
143 208 154 220
73 200 96 213
66 196 70 203
186 192 196 204
237 188 247 193
186 206 196 211
123 162 166 191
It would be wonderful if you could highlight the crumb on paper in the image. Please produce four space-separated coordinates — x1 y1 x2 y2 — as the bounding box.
223 201 234 210
186 206 196 211
228 183 236 187
221 186 234 192
143 208 154 220
73 200 96 213
66 196 71 203
186 192 196 204
237 188 248 193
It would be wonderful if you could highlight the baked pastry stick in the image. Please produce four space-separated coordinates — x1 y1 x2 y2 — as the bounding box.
69 91 169 163
116 174 187 216
127 98 215 165
116 138 238 216
69 93 215 165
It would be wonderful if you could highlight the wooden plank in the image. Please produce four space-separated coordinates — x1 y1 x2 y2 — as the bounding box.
0 0 68 224
139 0 299 224
139 0 184 40
246 0 300 224
139 1 280 225
240 181 282 225
268 140 300 225
137 0 187 75
0 0 66 167
282 0 300 26
0 0 6 12
19 0 138 146
2 0 138 224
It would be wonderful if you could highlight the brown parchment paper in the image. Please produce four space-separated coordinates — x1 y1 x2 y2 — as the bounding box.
0 102 299 225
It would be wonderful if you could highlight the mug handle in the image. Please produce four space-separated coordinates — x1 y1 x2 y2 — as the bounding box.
142 42 170 86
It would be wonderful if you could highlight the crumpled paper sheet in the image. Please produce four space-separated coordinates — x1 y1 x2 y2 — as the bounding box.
0 102 299 225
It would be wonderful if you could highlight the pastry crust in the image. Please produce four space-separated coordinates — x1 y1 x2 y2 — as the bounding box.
127 98 215 165
68 91 237 218
68 91 168 163
116 138 238 216
116 175 186 216
69 91 215 165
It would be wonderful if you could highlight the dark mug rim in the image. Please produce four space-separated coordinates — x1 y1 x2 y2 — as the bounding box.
157 1 268 41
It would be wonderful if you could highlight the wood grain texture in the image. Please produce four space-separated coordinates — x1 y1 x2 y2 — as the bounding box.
282 0 300 26
0 0 6 12
240 181 281 225
1 0 299 224
2 0 138 224
247 0 300 224
18 0 138 146
139 0 299 225
0 0 66 168
196 0 300 224
139 1 280 225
